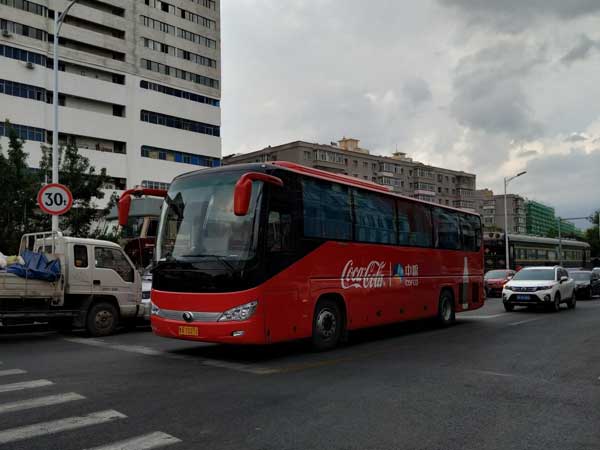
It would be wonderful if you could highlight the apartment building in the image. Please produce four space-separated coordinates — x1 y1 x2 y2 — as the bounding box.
526 201 555 237
0 0 221 205
487 194 527 234
472 189 496 230
223 138 477 209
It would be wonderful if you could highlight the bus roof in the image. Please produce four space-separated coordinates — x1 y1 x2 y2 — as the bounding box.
173 161 481 217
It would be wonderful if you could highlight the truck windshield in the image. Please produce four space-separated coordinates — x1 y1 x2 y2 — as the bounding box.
156 171 263 263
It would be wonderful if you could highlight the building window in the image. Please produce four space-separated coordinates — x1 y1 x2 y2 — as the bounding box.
0 122 45 142
143 37 218 69
0 0 47 16
142 180 170 190
141 145 220 167
143 0 216 29
303 151 311 161
0 19 47 41
140 110 220 136
141 59 219 89
139 80 219 107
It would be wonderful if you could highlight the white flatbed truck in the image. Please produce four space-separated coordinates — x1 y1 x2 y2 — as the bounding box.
0 232 142 336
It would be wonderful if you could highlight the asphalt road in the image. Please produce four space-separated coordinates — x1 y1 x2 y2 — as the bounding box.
1 297 600 450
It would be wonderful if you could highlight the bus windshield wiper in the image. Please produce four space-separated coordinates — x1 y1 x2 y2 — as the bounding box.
179 254 236 273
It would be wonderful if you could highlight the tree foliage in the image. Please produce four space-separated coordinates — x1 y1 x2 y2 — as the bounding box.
39 143 109 236
584 210 600 257
0 123 40 253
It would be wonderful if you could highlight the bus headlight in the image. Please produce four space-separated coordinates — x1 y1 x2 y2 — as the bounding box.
218 301 258 322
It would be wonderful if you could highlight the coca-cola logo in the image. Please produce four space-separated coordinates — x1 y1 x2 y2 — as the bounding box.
341 260 388 289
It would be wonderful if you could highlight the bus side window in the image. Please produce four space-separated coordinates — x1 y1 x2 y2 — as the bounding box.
267 211 292 252
433 208 461 250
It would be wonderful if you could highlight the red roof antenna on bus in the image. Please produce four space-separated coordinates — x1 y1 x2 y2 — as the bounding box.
272 161 391 193
118 187 167 227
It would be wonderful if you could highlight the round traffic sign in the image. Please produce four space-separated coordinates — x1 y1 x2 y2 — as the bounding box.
37 183 73 216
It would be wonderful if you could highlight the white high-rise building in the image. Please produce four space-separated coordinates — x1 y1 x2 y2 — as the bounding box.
0 0 221 205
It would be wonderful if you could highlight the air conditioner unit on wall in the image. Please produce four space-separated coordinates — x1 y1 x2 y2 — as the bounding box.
2 30 12 38
25 62 34 69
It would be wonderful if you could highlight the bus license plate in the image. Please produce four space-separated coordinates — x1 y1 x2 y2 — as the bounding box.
517 295 530 301
178 326 198 337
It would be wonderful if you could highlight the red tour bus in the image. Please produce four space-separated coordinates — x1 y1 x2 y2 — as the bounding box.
140 161 484 350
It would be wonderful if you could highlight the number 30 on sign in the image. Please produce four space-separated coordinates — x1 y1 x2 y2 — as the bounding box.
37 183 73 216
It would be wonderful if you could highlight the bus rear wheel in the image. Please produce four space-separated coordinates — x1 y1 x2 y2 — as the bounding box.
312 299 342 351
437 290 455 326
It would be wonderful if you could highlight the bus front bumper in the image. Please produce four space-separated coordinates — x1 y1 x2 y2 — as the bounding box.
150 313 267 344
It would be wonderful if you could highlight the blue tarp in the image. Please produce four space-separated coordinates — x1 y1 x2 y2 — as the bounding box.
6 250 61 282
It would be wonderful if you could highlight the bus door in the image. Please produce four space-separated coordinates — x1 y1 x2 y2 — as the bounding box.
262 179 302 342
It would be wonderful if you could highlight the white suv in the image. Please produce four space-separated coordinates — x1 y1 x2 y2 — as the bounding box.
502 266 575 312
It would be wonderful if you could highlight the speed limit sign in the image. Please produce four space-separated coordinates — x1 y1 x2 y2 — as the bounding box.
37 183 73 216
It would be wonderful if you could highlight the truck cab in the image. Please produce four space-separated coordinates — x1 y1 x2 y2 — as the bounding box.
0 232 141 336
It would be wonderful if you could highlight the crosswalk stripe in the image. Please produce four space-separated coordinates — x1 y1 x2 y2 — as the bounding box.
0 409 127 445
0 392 86 415
0 369 27 377
0 379 53 393
84 431 182 450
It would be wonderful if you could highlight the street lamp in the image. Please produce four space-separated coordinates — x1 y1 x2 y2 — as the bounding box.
503 171 527 269
556 215 595 266
51 0 79 232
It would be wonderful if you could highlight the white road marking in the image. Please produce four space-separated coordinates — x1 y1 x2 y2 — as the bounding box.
84 431 182 450
0 392 86 415
472 370 517 378
0 369 27 377
461 313 506 319
63 338 278 375
0 379 53 393
0 409 126 445
508 317 546 326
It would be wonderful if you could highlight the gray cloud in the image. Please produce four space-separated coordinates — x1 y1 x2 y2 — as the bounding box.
564 133 588 142
222 1 600 216
517 149 538 158
518 149 600 219
439 0 600 33
561 35 600 65
451 42 545 139
402 78 432 107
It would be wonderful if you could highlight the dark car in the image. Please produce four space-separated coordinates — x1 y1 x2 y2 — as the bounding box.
569 270 600 299
484 269 515 297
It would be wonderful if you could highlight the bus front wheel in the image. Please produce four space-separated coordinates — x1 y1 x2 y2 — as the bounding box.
312 299 342 351
437 290 455 326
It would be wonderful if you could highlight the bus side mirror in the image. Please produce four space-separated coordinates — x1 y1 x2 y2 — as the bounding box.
234 172 284 216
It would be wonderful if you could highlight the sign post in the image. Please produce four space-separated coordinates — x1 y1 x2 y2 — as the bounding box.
37 183 73 217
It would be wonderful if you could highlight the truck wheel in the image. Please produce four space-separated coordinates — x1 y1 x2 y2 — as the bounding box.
312 299 342 351
437 290 455 326
86 302 118 337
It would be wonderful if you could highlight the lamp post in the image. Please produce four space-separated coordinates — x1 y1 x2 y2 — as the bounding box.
503 171 527 269
51 0 79 232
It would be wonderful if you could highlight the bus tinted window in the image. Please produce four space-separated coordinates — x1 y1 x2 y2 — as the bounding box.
433 208 461 250
353 189 396 245
460 214 481 251
302 179 352 240
397 200 432 247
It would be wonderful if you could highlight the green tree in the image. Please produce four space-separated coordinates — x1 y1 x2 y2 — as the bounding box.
0 122 41 253
585 210 600 258
39 143 109 236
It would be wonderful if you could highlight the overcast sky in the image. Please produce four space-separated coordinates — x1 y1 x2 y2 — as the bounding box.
221 0 600 228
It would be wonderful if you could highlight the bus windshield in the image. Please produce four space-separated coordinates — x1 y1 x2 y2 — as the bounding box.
156 171 263 263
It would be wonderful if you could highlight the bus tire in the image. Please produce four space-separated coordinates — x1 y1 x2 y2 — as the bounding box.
312 299 342 351
437 290 455 326
86 302 119 337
